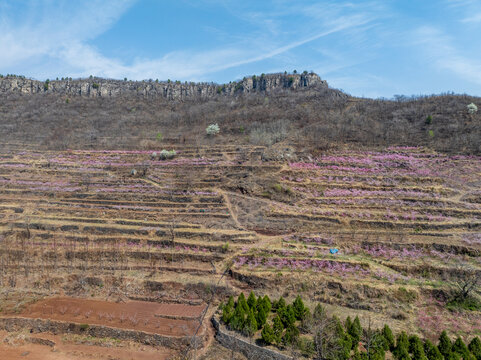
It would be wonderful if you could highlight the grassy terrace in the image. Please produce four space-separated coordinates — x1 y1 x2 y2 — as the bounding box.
0 145 480 349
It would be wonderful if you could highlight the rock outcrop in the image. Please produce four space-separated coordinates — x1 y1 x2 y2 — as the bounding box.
0 73 327 100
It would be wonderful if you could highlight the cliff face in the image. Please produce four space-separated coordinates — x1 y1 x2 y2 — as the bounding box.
0 73 327 100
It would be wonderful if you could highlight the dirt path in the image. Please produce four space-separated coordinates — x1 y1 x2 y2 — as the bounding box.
218 188 244 230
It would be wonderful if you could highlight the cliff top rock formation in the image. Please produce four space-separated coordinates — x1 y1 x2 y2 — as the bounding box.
0 72 327 100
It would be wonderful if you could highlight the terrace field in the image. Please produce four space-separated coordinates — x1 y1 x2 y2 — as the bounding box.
0 145 480 359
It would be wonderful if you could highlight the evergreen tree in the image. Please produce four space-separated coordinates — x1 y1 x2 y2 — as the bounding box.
256 306 267 328
424 339 444 360
453 337 468 354
221 296 235 324
261 322 275 345
312 303 326 323
274 296 287 312
237 293 249 313
243 309 258 338
394 332 411 360
453 337 475 360
272 315 284 345
282 324 300 346
409 335 427 360
345 316 353 335
247 291 257 310
262 295 272 313
382 324 395 351
293 295 307 320
348 316 363 349
334 316 352 360
230 301 246 331
468 337 481 360
438 331 453 359
280 304 296 327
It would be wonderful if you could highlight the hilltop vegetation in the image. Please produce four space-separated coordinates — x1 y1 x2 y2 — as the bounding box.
0 72 479 154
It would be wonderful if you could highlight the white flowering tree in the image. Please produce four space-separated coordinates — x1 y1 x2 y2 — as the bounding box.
206 123 220 136
467 103 478 114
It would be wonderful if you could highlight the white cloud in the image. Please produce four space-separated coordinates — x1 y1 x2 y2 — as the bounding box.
461 12 481 23
412 26 481 85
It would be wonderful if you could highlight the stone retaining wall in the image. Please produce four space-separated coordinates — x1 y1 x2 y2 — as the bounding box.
212 317 293 360
0 317 205 350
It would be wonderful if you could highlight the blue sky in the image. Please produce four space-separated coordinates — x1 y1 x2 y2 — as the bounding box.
1 0 481 98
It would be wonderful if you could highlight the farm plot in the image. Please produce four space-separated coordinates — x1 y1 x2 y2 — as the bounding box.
0 147 260 358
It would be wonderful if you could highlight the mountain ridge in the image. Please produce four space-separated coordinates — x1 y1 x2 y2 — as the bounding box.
0 72 327 100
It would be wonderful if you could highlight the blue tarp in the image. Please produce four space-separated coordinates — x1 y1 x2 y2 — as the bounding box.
329 248 339 254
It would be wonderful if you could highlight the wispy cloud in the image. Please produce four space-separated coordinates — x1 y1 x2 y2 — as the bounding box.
0 0 380 81
412 26 481 85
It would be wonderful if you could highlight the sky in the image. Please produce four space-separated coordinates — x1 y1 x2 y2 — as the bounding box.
1 0 481 98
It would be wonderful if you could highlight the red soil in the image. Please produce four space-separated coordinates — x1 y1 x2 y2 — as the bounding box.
15 297 206 337
0 331 173 360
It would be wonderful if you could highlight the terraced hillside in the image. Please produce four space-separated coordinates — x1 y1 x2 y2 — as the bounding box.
0 145 480 358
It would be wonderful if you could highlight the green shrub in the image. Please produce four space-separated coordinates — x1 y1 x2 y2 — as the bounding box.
92 82 99 89
221 242 229 253
158 149 176 160
425 115 433 125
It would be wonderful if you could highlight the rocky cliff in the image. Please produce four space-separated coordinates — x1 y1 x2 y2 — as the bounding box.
0 72 327 100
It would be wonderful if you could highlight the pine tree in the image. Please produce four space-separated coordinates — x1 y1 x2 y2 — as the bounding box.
312 303 326 323
280 304 296 327
453 337 474 359
221 297 235 324
247 291 257 310
243 308 258 339
272 315 284 345
237 293 249 313
394 332 411 360
438 331 453 359
348 316 363 348
468 337 481 360
409 335 427 360
424 339 444 360
282 324 300 346
274 296 286 312
345 316 353 335
230 301 246 331
334 316 352 360
293 295 307 320
256 306 267 328
261 323 275 345
262 295 272 313
382 324 395 351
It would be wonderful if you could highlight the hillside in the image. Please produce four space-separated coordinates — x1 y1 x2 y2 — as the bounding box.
0 73 480 154
0 73 480 359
